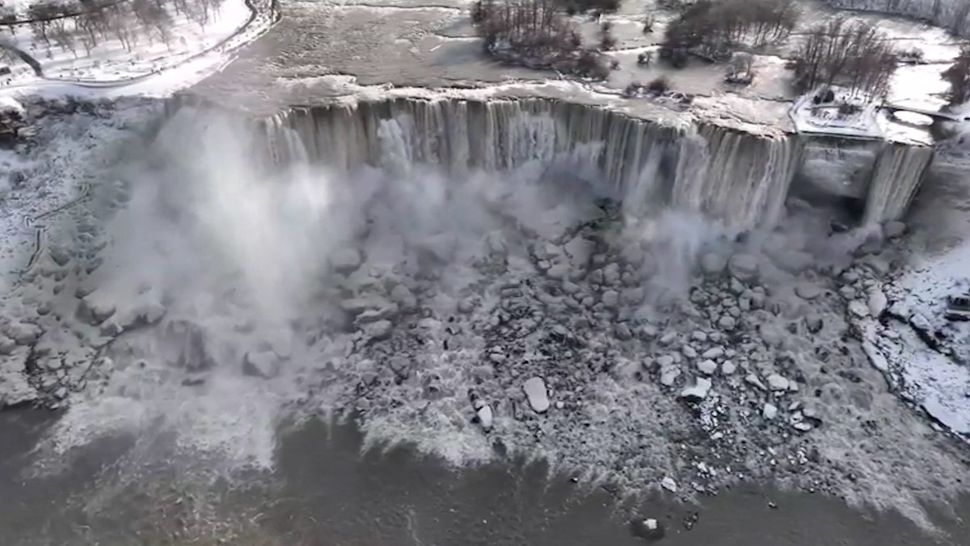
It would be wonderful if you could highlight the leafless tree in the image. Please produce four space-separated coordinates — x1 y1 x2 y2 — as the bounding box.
663 0 798 61
27 2 61 47
953 0 970 36
791 18 897 99
0 7 17 36
943 46 970 105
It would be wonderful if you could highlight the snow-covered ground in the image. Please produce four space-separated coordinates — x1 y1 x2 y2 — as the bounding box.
0 0 275 94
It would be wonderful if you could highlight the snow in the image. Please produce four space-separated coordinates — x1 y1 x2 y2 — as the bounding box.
789 89 884 140
0 0 275 98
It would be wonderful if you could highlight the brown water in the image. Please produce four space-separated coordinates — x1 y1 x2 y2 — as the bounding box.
1 408 968 545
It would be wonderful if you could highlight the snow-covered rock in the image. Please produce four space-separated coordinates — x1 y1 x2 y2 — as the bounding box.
477 404 494 431
242 350 281 379
867 288 888 318
700 252 727 276
767 373 790 391
728 254 758 280
697 359 718 375
331 247 363 274
795 283 822 300
679 377 712 401
523 376 550 413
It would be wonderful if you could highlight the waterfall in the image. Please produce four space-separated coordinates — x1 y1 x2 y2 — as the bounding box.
254 96 929 230
863 143 935 225
671 126 803 230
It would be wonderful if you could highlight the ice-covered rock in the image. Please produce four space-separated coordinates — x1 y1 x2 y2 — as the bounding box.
242 350 281 379
767 373 790 391
702 347 724 359
697 359 718 375
795 283 822 300
563 235 594 270
700 252 727 276
745 373 767 390
76 297 116 326
728 254 758 280
867 288 887 318
717 315 737 331
523 376 550 413
679 377 712 402
331 247 363 274
630 518 665 541
660 367 681 386
476 404 494 431
362 319 393 341
805 315 823 334
848 300 869 318
601 290 619 309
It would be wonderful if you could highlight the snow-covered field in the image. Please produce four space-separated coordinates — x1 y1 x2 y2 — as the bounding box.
0 0 275 92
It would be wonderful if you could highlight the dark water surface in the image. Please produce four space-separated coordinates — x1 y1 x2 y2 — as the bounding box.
1 408 968 545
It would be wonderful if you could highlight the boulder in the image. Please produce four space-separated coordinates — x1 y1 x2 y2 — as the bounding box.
763 402 778 420
601 290 620 309
867 288 887 318
330 247 363 275
679 377 712 402
697 359 718 375
728 254 758 280
523 377 550 413
630 518 665 541
848 300 869 318
794 283 822 301
767 373 790 391
660 367 681 386
76 297 115 326
702 347 724 359
476 404 494 431
242 350 281 379
721 360 737 375
362 319 393 341
700 252 727 276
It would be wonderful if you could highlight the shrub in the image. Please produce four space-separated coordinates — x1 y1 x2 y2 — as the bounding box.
647 76 670 94
837 102 861 116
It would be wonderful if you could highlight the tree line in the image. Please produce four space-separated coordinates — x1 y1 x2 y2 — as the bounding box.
662 0 799 61
472 0 611 79
0 0 227 57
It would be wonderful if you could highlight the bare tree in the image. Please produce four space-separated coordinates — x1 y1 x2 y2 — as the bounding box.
663 0 798 62
943 46 970 105
0 7 17 36
791 18 897 99
27 2 61 47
